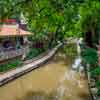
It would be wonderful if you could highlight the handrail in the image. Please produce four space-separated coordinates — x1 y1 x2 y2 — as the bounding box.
0 48 24 62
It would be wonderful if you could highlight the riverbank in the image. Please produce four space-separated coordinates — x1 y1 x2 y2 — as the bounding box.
0 43 62 86
0 45 89 100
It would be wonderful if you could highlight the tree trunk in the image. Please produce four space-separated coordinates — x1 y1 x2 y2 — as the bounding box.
85 31 93 47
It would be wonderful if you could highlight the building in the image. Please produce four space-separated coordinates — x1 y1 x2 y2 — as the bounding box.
0 19 32 62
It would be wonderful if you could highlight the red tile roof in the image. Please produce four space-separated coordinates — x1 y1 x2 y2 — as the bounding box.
0 24 32 36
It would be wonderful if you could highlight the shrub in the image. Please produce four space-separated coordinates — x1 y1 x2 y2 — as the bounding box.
26 48 45 60
81 47 98 65
0 59 22 72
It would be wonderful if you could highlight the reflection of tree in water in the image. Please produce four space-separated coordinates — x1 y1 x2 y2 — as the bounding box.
16 90 89 100
16 91 57 100
61 44 77 59
15 91 68 100
15 43 89 100
51 44 77 64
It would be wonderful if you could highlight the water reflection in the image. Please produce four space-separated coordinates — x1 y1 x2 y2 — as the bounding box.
72 56 81 70
0 45 89 100
16 91 57 100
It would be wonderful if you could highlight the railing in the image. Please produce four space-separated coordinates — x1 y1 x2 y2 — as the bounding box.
0 48 25 62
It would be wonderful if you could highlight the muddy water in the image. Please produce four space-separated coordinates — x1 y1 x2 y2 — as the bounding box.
0 51 89 100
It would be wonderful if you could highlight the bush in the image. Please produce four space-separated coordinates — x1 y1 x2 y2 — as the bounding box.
80 44 100 98
26 48 45 60
81 47 98 65
0 59 22 72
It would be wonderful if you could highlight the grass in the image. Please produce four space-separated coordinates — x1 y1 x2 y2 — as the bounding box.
0 58 22 72
0 47 45 72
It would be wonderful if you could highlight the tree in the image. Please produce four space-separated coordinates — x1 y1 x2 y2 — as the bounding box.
78 0 100 47
1 0 98 47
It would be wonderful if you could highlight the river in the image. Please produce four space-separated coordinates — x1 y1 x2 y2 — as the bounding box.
0 45 89 100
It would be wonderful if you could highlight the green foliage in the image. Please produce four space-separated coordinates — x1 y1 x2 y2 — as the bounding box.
0 59 22 72
97 89 100 96
79 1 100 32
81 47 98 65
90 67 100 77
63 43 77 58
26 48 45 60
0 0 85 44
78 0 100 45
0 0 100 42
81 44 100 97
96 81 100 88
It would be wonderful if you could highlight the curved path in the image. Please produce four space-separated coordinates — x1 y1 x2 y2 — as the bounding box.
0 43 62 86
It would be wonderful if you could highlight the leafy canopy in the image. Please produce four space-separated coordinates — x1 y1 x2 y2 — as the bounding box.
0 0 100 41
